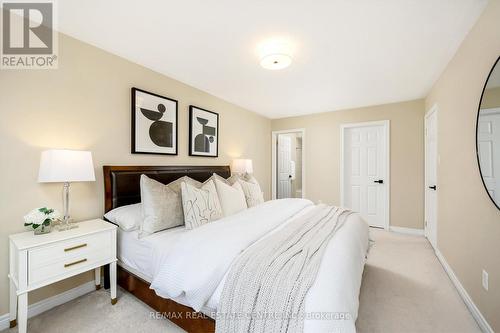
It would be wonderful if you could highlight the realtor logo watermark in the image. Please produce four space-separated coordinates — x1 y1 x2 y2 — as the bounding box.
1 0 58 69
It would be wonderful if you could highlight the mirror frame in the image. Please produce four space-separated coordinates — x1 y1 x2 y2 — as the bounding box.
475 55 500 211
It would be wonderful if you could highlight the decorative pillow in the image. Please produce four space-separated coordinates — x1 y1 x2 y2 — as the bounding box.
140 175 184 236
211 173 240 186
167 176 201 194
181 180 223 229
238 178 264 207
104 203 142 231
214 178 248 217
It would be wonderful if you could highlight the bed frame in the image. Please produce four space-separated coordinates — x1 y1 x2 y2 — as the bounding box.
103 165 231 333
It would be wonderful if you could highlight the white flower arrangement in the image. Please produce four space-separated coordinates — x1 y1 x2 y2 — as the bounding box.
24 207 61 231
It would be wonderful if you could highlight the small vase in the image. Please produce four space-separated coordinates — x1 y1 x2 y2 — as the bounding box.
34 224 52 235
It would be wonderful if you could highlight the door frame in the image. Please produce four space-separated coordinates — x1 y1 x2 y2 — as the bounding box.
340 120 390 230
425 104 438 249
271 129 306 200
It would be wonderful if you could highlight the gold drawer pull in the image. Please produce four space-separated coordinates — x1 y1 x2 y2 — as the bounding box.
64 243 87 252
64 258 87 268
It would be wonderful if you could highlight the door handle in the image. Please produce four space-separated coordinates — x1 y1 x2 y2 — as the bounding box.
288 175 292 179
373 180 384 184
429 185 437 190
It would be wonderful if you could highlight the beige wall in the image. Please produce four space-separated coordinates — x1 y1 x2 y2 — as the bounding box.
272 99 425 229
0 33 271 314
425 0 500 330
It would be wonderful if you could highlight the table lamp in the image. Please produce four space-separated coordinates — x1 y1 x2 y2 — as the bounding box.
232 159 253 175
38 149 96 230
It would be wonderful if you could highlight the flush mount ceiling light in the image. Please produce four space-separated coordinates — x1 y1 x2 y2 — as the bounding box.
258 38 294 70
260 54 292 70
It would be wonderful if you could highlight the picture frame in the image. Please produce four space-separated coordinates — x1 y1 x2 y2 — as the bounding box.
189 105 219 157
131 87 178 155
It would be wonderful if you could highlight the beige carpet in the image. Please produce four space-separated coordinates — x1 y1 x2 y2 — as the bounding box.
3 229 480 333
4 288 185 333
357 228 480 333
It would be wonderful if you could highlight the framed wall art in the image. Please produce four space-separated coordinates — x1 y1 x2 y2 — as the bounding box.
131 87 178 155
189 105 219 157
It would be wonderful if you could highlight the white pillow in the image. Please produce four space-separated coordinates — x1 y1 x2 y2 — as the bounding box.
212 172 240 186
140 175 184 236
181 180 223 229
214 178 248 217
238 178 264 207
104 203 142 231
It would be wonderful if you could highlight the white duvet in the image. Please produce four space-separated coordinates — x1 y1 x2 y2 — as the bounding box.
149 198 369 333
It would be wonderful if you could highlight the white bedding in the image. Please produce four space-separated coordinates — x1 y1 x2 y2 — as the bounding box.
120 198 369 333
117 226 186 280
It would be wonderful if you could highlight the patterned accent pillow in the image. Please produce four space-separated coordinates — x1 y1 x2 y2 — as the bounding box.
241 173 261 186
238 178 264 207
140 175 184 237
181 180 223 230
166 175 201 194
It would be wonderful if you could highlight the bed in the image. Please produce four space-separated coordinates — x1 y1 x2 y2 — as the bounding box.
103 165 369 333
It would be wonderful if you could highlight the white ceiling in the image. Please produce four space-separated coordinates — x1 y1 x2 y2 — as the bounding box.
58 0 488 119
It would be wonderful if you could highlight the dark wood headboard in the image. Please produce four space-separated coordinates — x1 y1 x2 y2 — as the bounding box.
103 165 231 213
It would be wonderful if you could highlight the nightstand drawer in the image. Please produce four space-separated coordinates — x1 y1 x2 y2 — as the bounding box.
28 231 112 269
29 246 112 285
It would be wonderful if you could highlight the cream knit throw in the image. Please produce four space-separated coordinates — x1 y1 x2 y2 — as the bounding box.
216 205 352 333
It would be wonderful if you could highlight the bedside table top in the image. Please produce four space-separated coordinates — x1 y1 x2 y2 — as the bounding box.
9 219 116 250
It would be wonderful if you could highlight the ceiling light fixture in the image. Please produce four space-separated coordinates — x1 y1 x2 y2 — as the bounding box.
260 54 292 70
258 38 294 70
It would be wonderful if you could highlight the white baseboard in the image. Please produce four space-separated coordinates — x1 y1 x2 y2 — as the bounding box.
0 313 9 331
435 249 493 333
389 226 424 236
0 281 96 331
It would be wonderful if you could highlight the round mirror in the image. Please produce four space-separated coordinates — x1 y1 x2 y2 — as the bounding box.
477 56 500 210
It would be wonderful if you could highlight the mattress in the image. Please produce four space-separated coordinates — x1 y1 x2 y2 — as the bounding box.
117 226 187 281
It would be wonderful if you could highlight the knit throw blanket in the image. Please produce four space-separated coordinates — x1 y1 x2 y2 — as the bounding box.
216 205 353 333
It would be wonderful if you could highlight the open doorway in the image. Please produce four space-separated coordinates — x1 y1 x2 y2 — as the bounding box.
272 129 305 199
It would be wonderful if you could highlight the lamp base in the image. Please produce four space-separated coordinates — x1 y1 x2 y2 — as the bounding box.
58 225 78 231
57 220 78 231
60 182 78 231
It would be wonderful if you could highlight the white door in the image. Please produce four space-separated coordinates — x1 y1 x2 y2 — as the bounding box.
425 109 438 249
477 108 500 204
343 122 388 228
277 135 292 199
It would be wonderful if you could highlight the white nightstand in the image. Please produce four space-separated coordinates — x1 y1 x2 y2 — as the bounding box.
8 219 117 333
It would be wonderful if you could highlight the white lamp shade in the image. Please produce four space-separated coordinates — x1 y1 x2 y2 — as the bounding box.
232 159 253 174
38 150 96 183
